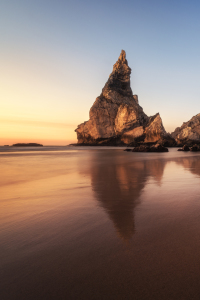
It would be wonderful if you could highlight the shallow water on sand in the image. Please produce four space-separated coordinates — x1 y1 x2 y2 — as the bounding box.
1 147 200 299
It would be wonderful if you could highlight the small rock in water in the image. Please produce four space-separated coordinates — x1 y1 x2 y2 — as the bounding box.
183 145 190 151
132 144 168 152
190 144 200 151
150 144 168 152
177 144 190 151
132 145 150 152
177 144 200 152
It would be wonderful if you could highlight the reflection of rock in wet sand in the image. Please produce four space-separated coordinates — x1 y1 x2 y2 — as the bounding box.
175 156 200 178
88 152 167 241
78 151 200 242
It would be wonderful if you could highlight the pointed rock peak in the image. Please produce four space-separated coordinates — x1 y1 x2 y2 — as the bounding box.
102 50 132 97
119 50 126 62
113 50 129 71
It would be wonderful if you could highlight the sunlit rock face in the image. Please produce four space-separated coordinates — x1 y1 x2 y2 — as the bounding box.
144 113 167 143
172 113 200 145
75 50 168 145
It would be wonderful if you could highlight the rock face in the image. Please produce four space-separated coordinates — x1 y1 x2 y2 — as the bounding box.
75 50 169 146
172 113 200 145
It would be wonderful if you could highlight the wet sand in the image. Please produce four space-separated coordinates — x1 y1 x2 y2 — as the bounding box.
1 147 200 299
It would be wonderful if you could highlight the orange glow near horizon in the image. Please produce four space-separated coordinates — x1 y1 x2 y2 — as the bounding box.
1 43 183 145
0 119 77 146
0 137 76 146
0 53 88 147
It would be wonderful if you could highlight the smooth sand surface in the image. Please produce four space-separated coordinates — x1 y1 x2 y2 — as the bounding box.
1 147 200 299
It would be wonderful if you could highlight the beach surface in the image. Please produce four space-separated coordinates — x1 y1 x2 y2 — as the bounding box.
1 146 200 299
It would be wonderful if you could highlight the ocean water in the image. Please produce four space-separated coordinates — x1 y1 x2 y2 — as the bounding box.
1 146 200 299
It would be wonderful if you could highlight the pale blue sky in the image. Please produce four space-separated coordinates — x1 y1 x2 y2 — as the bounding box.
1 0 200 144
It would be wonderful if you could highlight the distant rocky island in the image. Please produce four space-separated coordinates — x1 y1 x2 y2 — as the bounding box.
12 143 43 147
75 50 200 147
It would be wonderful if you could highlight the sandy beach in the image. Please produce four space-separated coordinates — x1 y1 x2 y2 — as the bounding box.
1 147 200 299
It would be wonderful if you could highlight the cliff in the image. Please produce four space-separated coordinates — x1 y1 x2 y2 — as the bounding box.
75 50 169 146
172 113 200 145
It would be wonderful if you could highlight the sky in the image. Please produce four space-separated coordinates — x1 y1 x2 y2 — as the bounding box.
1 0 200 145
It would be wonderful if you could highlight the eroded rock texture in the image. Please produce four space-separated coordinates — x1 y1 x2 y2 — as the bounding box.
75 50 168 145
172 113 200 145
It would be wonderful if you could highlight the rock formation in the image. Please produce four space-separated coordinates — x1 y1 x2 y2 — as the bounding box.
172 113 200 145
131 144 168 152
178 144 200 152
75 50 170 146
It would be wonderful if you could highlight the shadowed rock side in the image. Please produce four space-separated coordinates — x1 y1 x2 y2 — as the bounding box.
75 50 171 146
172 113 200 145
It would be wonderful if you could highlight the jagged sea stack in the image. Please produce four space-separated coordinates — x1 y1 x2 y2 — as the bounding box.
75 50 169 146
